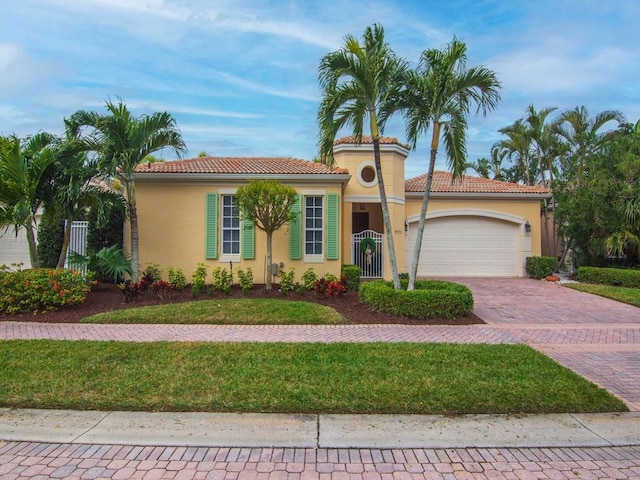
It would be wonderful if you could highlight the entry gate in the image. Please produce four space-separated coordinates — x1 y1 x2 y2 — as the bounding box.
352 230 384 279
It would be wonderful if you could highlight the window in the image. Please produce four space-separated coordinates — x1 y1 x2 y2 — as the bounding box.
304 196 323 256
222 195 240 255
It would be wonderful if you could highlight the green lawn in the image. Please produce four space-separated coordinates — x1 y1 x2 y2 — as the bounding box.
0 340 626 414
565 283 640 307
81 298 345 325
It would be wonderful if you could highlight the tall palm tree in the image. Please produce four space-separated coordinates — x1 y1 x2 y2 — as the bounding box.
495 119 534 185
557 106 625 177
399 37 501 290
67 99 186 280
317 23 408 289
0 133 58 268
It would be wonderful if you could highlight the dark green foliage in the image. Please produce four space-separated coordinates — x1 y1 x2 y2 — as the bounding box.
359 280 474 319
86 206 124 252
341 264 361 292
279 268 295 295
577 266 640 288
69 245 132 284
36 210 64 268
525 256 559 279
236 268 254 295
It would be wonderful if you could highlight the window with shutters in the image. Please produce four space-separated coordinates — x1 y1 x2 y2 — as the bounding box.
304 195 323 258
221 195 240 256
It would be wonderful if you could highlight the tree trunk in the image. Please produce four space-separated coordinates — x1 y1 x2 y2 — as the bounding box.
25 219 40 269
56 220 72 269
265 231 273 290
129 205 139 282
372 138 400 290
408 124 440 291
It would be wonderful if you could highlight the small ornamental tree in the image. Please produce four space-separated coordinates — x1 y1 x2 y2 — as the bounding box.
235 179 297 290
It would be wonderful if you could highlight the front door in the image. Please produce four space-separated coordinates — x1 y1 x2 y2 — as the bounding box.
352 212 369 233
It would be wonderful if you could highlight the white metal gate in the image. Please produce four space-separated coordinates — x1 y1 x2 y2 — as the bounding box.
66 220 89 274
352 230 384 279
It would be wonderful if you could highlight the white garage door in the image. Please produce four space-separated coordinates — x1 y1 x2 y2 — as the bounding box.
0 226 31 268
406 215 520 276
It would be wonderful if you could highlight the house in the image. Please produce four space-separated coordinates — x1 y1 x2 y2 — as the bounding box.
131 136 549 282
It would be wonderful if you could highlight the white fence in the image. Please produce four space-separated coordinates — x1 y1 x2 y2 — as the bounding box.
65 220 89 274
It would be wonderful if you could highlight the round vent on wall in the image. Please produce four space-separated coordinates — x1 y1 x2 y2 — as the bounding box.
357 161 377 187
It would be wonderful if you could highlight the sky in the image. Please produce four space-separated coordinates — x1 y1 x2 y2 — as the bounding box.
1 0 639 179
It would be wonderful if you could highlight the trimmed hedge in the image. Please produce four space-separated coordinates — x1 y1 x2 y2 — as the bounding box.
577 266 640 288
0 268 91 314
359 279 474 319
341 265 361 292
526 256 558 279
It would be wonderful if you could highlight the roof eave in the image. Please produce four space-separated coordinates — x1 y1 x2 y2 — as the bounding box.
134 172 351 185
405 191 552 200
333 142 410 157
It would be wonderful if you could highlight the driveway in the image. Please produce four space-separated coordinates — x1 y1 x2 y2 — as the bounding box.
453 277 640 411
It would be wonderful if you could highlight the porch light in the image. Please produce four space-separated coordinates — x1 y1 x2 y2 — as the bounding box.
404 221 408 232
524 221 531 233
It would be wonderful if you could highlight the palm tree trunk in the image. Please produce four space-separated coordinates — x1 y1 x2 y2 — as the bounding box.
408 125 440 291
25 220 40 269
129 205 139 282
372 138 400 290
265 231 273 290
56 220 72 269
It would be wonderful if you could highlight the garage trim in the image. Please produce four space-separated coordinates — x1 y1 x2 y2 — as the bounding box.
407 208 526 226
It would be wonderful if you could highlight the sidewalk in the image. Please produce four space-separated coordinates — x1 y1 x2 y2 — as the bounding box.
2 408 639 449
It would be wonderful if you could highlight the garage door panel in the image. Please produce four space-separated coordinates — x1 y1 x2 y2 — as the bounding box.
407 215 520 277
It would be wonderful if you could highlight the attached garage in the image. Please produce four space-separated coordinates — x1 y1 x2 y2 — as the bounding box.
406 211 525 277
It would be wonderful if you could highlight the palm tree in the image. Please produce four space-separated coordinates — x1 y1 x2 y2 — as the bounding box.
495 119 534 185
0 133 58 268
317 23 408 289
399 37 501 290
67 99 186 280
557 106 625 177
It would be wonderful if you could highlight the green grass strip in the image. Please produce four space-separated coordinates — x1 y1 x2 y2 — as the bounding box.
0 340 627 414
80 298 345 324
565 283 640 307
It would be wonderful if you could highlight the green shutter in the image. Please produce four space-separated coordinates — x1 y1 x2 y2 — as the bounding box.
289 194 302 260
326 193 339 260
205 193 218 259
242 219 255 260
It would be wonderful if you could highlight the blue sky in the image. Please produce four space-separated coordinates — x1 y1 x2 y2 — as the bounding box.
1 0 639 179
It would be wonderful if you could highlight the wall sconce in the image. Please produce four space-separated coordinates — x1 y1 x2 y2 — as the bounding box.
524 221 531 233
404 220 408 232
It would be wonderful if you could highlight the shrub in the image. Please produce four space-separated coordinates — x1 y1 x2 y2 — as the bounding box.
0 268 91 314
359 280 474 319
118 280 140 303
37 210 64 268
236 268 254 295
341 265 361 292
577 266 640 288
314 275 348 298
69 245 132 284
314 277 329 298
139 264 161 292
301 268 318 290
211 267 233 294
279 268 295 295
151 280 178 301
328 280 347 297
191 263 208 296
525 256 558 279
323 272 338 282
167 267 187 291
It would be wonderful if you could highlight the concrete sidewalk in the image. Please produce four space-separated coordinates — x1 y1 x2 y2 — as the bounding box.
1 408 639 449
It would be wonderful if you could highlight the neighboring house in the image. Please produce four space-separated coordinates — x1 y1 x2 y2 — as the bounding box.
132 136 550 282
0 225 33 268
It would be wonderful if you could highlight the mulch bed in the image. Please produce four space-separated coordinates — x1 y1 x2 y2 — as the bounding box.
0 282 484 325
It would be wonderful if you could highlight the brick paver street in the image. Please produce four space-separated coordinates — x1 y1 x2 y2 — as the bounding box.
1 277 639 478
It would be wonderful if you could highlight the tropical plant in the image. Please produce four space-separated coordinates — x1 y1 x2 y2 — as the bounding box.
235 179 297 290
66 99 186 280
68 245 132 283
398 37 501 290
0 133 58 268
236 267 254 295
191 263 208 296
317 23 408 290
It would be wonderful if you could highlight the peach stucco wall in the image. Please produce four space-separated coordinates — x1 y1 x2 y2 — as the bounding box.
131 181 344 282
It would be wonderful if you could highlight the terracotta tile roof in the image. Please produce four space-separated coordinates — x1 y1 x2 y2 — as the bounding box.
135 157 347 175
334 135 410 149
405 171 550 194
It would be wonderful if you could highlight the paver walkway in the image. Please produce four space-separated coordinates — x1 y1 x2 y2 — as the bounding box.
1 277 639 478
